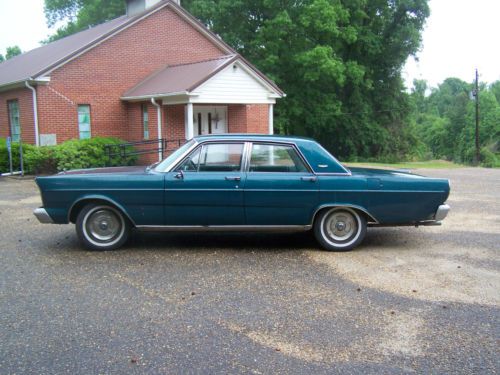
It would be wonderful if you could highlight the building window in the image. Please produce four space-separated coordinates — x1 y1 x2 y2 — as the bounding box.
78 105 91 139
142 104 149 139
8 100 20 142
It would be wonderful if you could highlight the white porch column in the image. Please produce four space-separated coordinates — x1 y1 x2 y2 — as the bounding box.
186 103 194 140
151 98 162 161
268 104 274 135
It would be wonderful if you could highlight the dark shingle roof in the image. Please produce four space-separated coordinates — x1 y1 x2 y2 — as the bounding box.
0 0 283 96
0 16 131 87
122 55 237 98
0 0 234 88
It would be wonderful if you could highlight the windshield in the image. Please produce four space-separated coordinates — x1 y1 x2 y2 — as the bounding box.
154 140 196 172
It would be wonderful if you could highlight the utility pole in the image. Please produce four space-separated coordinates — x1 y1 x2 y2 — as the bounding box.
474 69 480 165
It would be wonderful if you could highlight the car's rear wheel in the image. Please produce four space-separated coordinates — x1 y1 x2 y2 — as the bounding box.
76 203 130 251
314 207 367 251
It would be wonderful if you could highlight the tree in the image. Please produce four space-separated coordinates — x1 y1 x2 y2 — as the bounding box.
44 0 124 42
489 81 500 104
183 0 430 159
43 0 430 160
410 76 499 166
0 54 4 63
5 45 22 59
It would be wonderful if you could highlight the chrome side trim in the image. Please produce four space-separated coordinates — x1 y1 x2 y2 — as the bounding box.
321 189 448 193
242 142 252 172
314 172 352 176
33 207 54 224
311 204 379 224
136 225 312 233
434 204 450 221
368 221 442 227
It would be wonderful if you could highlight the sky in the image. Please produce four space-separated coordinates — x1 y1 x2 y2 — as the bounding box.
0 0 498 89
402 0 500 89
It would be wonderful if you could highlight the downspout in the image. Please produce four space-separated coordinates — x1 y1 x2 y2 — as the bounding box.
25 80 40 146
151 97 162 161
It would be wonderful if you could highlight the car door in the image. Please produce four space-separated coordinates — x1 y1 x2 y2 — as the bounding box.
244 142 319 226
164 142 246 225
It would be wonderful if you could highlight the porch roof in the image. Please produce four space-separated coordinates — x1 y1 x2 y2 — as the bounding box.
121 55 284 103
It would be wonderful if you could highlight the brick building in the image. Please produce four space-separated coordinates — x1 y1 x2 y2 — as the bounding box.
0 0 284 160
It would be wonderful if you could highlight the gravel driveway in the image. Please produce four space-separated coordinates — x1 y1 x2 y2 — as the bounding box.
0 168 499 374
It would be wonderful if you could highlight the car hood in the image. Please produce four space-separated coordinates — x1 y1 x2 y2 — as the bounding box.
57 166 147 176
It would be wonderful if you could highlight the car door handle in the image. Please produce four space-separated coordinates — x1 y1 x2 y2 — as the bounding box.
225 176 241 181
301 176 317 182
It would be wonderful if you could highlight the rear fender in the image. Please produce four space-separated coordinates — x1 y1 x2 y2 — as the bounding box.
311 204 379 225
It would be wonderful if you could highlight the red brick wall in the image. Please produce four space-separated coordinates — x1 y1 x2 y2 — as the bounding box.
0 87 35 144
227 104 247 133
127 102 160 141
126 101 164 164
227 104 269 134
1 7 273 148
33 6 225 145
165 105 186 142
246 104 269 133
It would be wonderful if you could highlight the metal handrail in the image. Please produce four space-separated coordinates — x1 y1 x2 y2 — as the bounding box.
105 138 186 165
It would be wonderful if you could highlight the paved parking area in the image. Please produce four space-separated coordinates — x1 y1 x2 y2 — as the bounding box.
0 168 499 373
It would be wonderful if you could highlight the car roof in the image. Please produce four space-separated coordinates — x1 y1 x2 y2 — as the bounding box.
193 134 315 144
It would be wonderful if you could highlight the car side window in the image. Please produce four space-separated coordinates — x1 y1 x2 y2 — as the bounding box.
178 143 244 172
198 143 244 172
176 147 201 171
249 143 309 173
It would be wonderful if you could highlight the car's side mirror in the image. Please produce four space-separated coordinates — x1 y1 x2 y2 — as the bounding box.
174 170 184 179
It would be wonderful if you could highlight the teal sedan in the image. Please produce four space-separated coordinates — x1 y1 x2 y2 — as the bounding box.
34 135 450 251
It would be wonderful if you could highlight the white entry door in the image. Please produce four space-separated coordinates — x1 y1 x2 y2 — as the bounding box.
193 106 227 136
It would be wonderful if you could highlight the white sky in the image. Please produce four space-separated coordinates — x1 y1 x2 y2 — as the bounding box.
403 0 499 88
0 0 498 89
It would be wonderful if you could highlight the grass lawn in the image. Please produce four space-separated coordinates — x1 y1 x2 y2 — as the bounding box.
345 160 465 169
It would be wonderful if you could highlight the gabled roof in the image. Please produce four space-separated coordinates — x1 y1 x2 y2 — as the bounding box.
123 55 237 99
0 0 234 88
122 54 284 99
0 16 129 88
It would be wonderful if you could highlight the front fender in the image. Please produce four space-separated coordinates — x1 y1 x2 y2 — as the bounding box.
67 195 136 226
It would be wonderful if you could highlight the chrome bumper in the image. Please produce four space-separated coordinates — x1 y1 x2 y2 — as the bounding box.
33 207 54 224
434 204 450 221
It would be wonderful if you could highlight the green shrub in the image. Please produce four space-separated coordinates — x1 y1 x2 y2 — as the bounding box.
24 146 57 174
1 137 137 174
480 147 500 168
53 137 137 171
0 139 37 174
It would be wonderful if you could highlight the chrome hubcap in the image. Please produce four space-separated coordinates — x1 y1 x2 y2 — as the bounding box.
326 212 357 241
336 221 346 231
86 209 121 241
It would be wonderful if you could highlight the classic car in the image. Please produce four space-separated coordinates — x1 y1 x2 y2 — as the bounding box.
33 134 450 251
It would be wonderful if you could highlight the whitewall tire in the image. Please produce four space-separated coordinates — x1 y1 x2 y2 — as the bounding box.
76 203 130 251
314 207 367 251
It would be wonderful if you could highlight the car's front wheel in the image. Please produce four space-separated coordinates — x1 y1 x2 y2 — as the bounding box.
314 207 367 251
76 203 130 251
